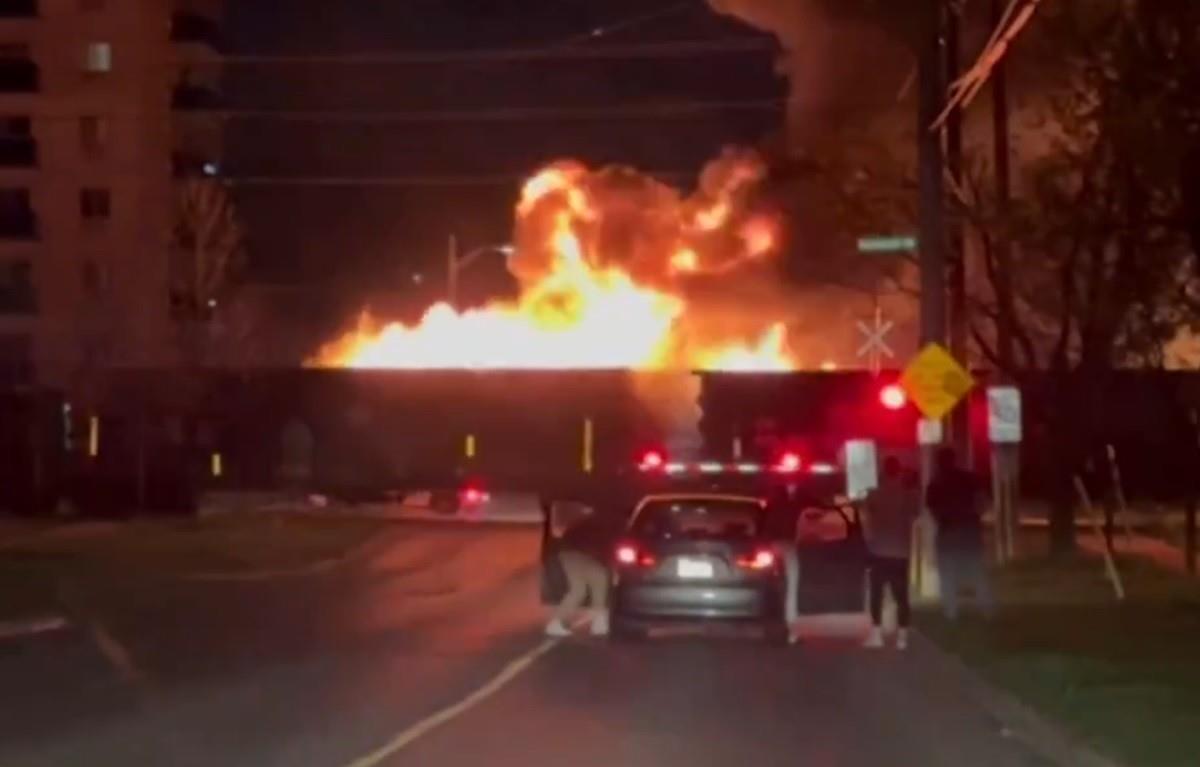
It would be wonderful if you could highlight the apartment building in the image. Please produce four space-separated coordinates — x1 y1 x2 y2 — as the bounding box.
0 0 222 390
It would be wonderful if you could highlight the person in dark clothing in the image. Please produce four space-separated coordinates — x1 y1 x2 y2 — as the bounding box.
544 503 625 637
861 456 921 649
926 447 994 620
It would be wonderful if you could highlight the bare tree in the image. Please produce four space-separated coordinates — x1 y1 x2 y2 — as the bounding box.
172 178 245 366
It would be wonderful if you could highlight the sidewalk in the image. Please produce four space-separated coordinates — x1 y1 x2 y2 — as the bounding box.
1079 531 1194 574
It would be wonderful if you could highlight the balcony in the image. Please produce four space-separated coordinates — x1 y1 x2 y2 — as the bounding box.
0 59 37 93
172 83 222 111
0 211 37 239
170 11 223 51
0 0 37 19
0 138 35 167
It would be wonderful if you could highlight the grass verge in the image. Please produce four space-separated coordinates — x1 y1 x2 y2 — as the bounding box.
0 514 389 622
919 552 1200 767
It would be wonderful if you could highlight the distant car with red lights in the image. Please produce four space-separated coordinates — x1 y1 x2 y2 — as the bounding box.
609 492 790 642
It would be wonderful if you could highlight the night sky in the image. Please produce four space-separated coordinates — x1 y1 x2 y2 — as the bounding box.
222 1 784 333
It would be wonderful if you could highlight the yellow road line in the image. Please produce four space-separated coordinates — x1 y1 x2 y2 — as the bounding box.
341 636 563 767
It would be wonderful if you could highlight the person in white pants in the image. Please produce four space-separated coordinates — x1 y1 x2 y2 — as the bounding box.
766 484 803 644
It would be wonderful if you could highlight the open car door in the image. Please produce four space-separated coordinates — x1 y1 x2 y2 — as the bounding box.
795 502 867 614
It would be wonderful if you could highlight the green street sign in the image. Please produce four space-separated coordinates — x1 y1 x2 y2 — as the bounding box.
857 235 917 253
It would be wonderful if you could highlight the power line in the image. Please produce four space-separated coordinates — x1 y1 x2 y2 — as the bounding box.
206 38 776 65
207 99 786 124
551 1 701 47
227 171 696 188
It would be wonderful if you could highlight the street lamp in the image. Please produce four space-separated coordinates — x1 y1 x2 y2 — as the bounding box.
446 234 515 307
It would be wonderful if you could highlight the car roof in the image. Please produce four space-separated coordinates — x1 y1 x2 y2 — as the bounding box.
633 493 767 509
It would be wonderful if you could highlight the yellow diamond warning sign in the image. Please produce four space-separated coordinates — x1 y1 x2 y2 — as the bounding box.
900 343 975 421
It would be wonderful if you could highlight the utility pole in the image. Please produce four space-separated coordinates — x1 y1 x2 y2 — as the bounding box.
945 1 970 457
991 0 1016 373
446 234 458 308
915 0 950 602
990 0 1019 562
918 0 948 352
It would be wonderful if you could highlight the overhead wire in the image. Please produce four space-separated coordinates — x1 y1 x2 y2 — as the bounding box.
201 38 776 65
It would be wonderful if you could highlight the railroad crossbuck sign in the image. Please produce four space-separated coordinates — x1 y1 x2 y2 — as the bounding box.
899 343 975 421
855 308 894 374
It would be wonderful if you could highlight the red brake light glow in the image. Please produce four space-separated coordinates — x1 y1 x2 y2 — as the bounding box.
615 544 638 565
738 548 776 570
773 452 802 474
638 450 666 471
460 486 488 505
880 384 907 410
615 543 656 567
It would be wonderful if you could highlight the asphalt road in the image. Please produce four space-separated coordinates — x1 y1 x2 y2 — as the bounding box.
0 524 1052 767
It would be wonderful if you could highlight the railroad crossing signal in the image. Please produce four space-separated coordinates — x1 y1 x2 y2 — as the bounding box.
856 307 894 374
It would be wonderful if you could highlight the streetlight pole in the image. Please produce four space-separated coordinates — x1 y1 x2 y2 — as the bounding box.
447 234 459 308
446 235 514 307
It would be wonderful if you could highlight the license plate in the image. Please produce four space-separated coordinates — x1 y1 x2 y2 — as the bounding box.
677 558 714 579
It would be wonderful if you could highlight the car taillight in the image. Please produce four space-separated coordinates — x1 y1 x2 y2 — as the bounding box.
615 543 656 567
737 548 776 570
615 543 638 565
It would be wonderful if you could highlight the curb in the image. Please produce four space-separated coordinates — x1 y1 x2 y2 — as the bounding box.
913 631 1127 767
0 614 71 641
178 527 401 583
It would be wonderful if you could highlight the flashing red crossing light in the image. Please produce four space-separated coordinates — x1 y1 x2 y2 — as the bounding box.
638 449 666 471
773 452 802 474
879 384 907 411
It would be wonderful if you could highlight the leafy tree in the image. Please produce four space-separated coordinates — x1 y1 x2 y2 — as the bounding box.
172 178 245 366
962 0 1200 551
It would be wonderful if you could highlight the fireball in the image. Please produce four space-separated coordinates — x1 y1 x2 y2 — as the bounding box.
312 149 797 372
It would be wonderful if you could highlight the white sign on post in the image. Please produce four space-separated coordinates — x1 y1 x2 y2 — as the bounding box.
987 386 1022 443
917 418 944 446
844 439 878 500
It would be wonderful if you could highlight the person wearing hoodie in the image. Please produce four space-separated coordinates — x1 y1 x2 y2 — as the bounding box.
861 456 921 650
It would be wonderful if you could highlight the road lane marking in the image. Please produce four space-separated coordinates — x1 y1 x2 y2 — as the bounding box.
341 636 563 767
0 615 70 641
88 619 147 687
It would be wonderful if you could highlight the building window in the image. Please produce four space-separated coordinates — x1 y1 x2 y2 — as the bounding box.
0 187 35 238
0 44 37 92
0 332 33 386
84 42 111 73
80 187 110 220
0 260 35 315
82 259 103 295
79 115 106 156
0 115 34 167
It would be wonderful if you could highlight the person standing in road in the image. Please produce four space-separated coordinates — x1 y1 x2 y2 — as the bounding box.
544 505 624 638
764 484 803 645
861 456 921 650
926 446 994 620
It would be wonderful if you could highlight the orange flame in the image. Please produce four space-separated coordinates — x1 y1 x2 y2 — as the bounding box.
312 150 797 372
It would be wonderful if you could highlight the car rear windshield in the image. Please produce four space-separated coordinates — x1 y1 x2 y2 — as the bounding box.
631 498 764 540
